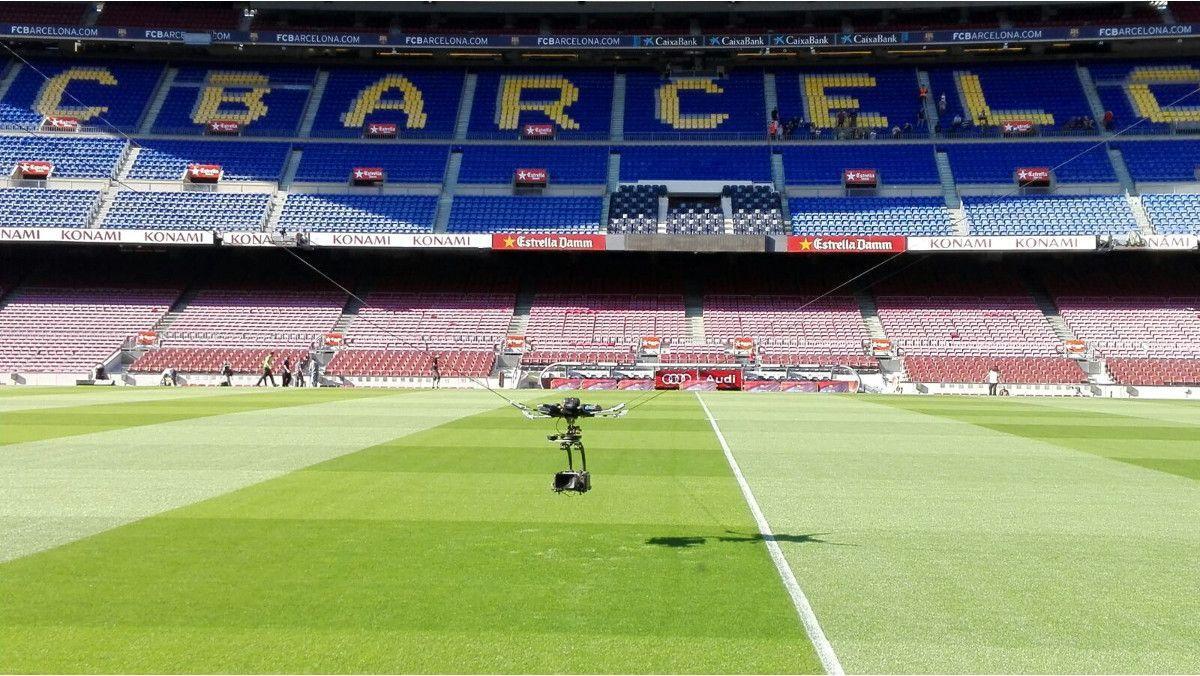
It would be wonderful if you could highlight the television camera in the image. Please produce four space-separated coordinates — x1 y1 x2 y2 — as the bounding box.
512 397 626 494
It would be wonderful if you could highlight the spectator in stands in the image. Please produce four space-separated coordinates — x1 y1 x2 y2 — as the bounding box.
918 85 928 104
221 360 233 387
977 111 989 127
1103 110 1114 131
835 110 847 128
917 107 926 127
768 119 779 141
256 351 277 387
987 366 1000 396
891 125 902 139
431 355 441 389
938 93 947 115
281 356 293 387
848 109 858 128
951 114 963 131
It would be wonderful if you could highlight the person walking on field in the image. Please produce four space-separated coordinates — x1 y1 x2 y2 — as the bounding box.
987 366 1001 396
296 355 308 387
431 355 441 389
256 351 277 387
281 356 293 387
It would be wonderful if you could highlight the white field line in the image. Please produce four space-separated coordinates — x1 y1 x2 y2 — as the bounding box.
695 392 844 676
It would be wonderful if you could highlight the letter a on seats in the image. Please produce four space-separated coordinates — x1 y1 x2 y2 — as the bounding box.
341 74 428 128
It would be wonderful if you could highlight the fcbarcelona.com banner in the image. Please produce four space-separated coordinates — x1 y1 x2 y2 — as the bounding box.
492 233 606 251
0 227 214 246
788 235 907 253
907 236 1097 252
1 23 1197 50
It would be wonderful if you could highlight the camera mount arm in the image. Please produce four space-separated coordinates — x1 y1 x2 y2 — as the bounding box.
510 401 629 419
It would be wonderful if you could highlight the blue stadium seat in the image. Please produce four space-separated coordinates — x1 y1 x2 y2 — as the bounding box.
0 134 126 178
666 199 724 234
277 193 437 233
468 71 613 139
101 191 270 231
447 195 602 233
0 60 163 133
789 197 952 236
1089 61 1195 136
1117 141 1200 182
310 69 463 138
927 63 1092 132
963 195 1136 235
774 67 921 133
619 145 771 181
943 143 1116 183
457 145 607 184
0 188 101 228
293 144 448 183
152 66 316 136
1141 194 1200 234
608 184 665 234
128 140 291 181
726 184 785 235
780 144 938 185
623 70 765 138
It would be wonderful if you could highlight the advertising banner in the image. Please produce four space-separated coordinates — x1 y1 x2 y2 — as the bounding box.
504 335 527 352
185 163 222 183
520 123 556 139
654 368 697 390
363 122 398 138
15 161 52 179
1120 234 1199 250
205 120 241 135
308 232 491 249
135 330 159 346
0 227 214 245
908 236 1096 252
351 166 385 185
492 233 606 251
514 168 548 186
220 231 276 247
843 168 878 187
324 332 344 347
1015 166 1051 186
41 116 79 132
617 379 655 390
1002 120 1036 136
788 235 907 253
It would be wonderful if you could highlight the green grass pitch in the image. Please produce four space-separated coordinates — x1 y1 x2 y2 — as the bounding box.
1 387 1198 673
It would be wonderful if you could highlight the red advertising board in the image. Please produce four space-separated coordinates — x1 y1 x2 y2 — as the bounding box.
843 168 878 187
205 120 242 135
492 233 606 251
324 332 344 347
364 122 398 138
351 166 385 185
185 163 223 183
655 367 742 391
505 335 527 351
135 330 159 346
15 161 52 179
514 167 548 186
787 235 907 253
1015 166 1051 187
42 116 79 132
1002 120 1035 136
521 123 556 139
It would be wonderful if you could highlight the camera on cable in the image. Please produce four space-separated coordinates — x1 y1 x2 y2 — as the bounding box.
512 397 626 494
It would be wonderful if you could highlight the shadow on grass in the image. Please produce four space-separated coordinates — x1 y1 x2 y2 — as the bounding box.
645 531 857 548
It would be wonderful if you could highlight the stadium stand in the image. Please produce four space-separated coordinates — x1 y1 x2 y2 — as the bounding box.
457 145 608 184
101 191 271 231
1140 194 1200 234
1054 295 1200 360
943 142 1117 183
0 61 162 132
310 69 463 138
928 63 1094 134
153 66 316 136
130 346 311 376
447 195 603 233
342 291 514 350
292 144 448 183
726 185 785 234
774 67 922 134
790 197 952 236
666 199 724 235
607 184 665 234
520 349 635 367
779 144 939 185
620 145 772 181
525 293 687 349
622 70 765 137
0 286 176 373
1117 140 1200 183
0 135 127 178
0 188 101 228
1090 61 1196 136
0 1 88 24
325 349 495 378
277 193 437 233
704 294 870 364
963 195 1137 236
902 355 1085 384
468 71 613 139
127 140 291 181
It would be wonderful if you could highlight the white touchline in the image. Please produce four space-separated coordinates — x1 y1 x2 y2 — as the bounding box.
695 392 845 676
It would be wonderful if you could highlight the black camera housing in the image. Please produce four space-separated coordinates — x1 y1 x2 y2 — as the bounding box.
553 470 591 494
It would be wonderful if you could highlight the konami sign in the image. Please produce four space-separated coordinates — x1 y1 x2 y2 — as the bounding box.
221 231 276 247
351 166 385 185
1120 234 1199 250
15 161 52 179
185 163 223 183
1015 166 1052 187
908 236 1096 251
364 122 398 138
788 235 906 253
0 227 214 245
206 120 242 135
41 116 79 132
1002 120 1036 135
514 167 548 186
492 233 606 251
307 232 491 248
521 123 555 139
843 168 878 187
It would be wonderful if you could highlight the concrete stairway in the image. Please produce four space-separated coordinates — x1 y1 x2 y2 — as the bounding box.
684 290 706 343
935 150 960 208
610 73 625 141
917 70 939 136
280 148 303 188
1108 147 1137 194
0 62 22 102
297 70 330 137
770 152 791 221
1076 65 1109 126
139 67 177 134
433 151 462 233
853 290 889 340
453 73 477 141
